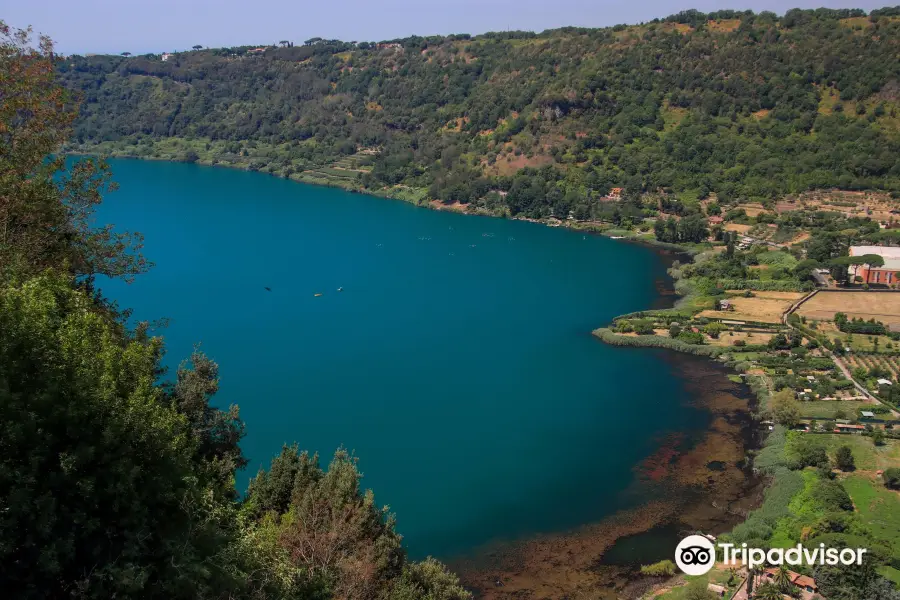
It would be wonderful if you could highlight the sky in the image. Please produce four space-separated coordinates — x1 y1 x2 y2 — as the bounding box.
6 0 892 55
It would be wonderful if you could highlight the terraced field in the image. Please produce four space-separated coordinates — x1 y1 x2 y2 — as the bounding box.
300 153 373 183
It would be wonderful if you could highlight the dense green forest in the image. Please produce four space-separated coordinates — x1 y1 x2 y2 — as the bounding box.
61 7 900 217
0 21 468 600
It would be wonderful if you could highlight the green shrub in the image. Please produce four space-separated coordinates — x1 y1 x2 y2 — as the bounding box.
592 329 723 357
677 330 705 345
718 279 810 292
640 559 676 576
835 445 855 471
884 467 900 489
812 479 854 512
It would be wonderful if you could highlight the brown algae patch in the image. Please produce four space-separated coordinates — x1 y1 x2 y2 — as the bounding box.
456 353 763 599
454 501 680 600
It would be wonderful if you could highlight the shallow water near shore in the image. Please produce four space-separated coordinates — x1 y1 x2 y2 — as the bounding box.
94 158 749 564
454 352 762 598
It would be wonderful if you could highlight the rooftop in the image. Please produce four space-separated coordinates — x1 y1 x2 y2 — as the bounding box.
764 568 818 591
793 574 816 589
873 257 900 270
850 245 900 260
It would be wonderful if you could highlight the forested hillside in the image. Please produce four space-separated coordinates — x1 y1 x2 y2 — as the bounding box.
61 7 900 217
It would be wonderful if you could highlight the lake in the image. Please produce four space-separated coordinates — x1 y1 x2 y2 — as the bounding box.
96 158 710 560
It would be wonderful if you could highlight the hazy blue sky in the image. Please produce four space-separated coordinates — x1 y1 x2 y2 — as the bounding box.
7 0 891 55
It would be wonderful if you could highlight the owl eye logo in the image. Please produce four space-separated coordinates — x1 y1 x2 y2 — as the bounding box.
675 535 716 575
680 546 712 566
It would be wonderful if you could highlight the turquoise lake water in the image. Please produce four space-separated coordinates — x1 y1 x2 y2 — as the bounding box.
96 158 708 559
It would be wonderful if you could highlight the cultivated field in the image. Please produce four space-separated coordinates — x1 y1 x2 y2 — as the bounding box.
698 291 805 323
776 190 900 222
846 354 900 379
797 292 900 328
734 203 768 217
706 330 775 346
723 223 752 234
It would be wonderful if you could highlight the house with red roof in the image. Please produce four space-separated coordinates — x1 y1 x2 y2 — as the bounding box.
763 568 820 599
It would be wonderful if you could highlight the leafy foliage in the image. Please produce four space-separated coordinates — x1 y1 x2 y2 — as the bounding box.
640 559 676 576
0 274 247 598
884 467 900 489
0 22 148 282
835 445 856 471
835 312 889 335
770 388 802 428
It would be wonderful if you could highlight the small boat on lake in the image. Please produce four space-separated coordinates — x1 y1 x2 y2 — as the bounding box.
314 293 323 297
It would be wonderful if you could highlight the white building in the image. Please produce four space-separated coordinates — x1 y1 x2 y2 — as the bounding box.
849 245 900 285
850 246 900 260
161 53 172 61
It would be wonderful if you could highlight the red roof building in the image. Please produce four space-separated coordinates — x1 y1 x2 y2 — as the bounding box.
850 245 900 286
835 423 866 432
763 569 818 599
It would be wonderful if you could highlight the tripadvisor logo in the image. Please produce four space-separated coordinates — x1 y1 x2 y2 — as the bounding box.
675 536 716 576
675 535 868 575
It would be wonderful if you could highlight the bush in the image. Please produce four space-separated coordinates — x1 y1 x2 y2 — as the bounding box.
684 578 716 600
704 322 727 339
640 559 676 576
835 312 888 335
813 479 854 511
633 321 655 335
733 339 746 347
718 279 809 292
786 433 829 468
677 330 705 345
883 468 900 490
592 328 723 356
771 388 801 428
835 445 855 471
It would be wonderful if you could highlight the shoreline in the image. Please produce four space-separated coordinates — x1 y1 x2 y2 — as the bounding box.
65 149 696 252
79 151 763 595
453 352 764 599
453 244 764 598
